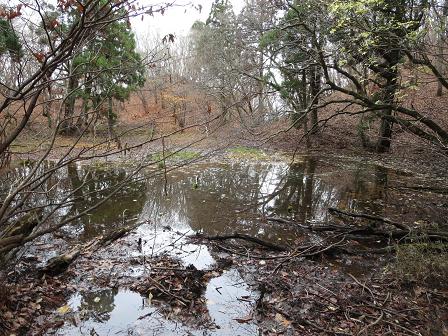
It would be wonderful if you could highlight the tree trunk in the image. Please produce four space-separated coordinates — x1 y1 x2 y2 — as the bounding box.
436 0 448 96
309 64 321 134
376 115 393 153
60 65 78 135
376 62 400 153
258 51 265 116
107 97 121 149
42 88 53 129
77 80 91 130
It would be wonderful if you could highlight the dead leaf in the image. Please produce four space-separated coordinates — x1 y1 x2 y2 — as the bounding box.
275 312 291 327
57 305 71 314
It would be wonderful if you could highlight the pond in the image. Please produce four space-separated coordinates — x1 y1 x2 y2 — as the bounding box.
3 154 446 335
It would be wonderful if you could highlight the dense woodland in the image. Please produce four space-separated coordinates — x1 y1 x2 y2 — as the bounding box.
0 0 448 335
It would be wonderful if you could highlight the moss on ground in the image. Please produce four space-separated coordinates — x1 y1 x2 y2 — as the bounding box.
391 241 448 286
227 146 267 160
148 150 201 164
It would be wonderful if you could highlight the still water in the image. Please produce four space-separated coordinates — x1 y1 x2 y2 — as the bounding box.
3 155 444 335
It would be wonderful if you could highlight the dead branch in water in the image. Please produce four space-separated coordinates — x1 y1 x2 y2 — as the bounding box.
40 222 141 276
328 207 409 230
268 210 448 243
190 232 288 251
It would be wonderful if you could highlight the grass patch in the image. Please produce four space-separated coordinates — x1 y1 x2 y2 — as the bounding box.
227 146 267 160
147 150 201 164
391 241 448 286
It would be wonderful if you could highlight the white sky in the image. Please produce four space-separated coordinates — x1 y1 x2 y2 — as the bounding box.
132 0 244 39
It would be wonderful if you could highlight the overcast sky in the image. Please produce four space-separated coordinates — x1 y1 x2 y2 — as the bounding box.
132 0 244 39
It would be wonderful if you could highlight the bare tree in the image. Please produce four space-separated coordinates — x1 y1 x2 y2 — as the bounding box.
0 0 180 262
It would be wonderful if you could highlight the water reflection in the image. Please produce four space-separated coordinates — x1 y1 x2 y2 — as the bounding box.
135 158 394 242
75 288 120 322
12 155 441 335
0 162 147 241
60 273 257 336
0 156 412 243
61 289 152 335
66 165 147 238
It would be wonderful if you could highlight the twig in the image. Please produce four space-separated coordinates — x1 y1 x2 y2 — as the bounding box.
348 273 377 304
266 216 309 229
147 276 189 306
357 311 384 336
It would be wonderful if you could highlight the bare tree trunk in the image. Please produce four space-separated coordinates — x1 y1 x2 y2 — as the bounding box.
137 89 150 114
154 84 159 106
309 64 321 134
258 51 265 116
77 76 92 129
60 64 78 135
42 88 53 129
436 0 448 96
107 97 121 149
376 75 397 153
161 91 166 109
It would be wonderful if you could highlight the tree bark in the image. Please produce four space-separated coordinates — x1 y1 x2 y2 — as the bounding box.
60 64 79 135
375 63 399 153
107 97 121 149
309 64 321 134
436 0 448 96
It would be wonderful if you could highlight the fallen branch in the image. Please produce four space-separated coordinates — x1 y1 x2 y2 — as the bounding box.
146 276 190 306
266 216 309 229
40 222 140 276
268 210 448 243
214 243 289 259
348 273 377 304
356 311 384 336
96 221 142 250
328 207 409 230
190 232 288 252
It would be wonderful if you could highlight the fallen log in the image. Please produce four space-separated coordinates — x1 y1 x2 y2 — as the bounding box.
40 222 140 276
0 235 24 248
0 212 40 257
3 212 40 238
40 248 80 276
269 213 448 244
328 207 408 230
97 222 141 249
191 232 288 251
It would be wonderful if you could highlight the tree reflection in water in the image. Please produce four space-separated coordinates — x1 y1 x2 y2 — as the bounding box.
38 156 441 335
136 157 393 242
1 157 394 243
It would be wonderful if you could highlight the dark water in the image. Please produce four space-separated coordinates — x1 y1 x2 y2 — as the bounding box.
3 155 445 335
27 155 439 243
